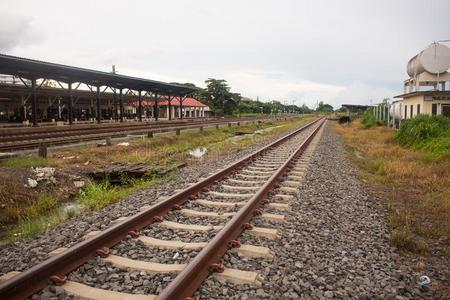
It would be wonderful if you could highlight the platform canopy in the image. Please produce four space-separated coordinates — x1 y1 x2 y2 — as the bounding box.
0 54 198 95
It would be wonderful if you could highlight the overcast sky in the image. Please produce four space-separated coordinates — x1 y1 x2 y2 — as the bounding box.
1 0 449 108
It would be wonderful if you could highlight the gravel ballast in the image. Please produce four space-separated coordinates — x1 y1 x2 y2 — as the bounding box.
198 123 435 299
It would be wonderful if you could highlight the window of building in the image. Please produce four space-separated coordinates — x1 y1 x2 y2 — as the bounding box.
417 104 420 115
443 105 450 118
410 105 413 118
432 103 437 116
404 105 407 119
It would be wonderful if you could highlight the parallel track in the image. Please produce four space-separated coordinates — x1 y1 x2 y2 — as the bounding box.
0 116 276 152
0 117 325 299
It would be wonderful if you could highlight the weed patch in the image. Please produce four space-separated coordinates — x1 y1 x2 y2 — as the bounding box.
390 229 428 254
360 109 378 128
78 176 163 210
3 175 166 241
1 155 48 168
396 115 450 161
333 121 450 254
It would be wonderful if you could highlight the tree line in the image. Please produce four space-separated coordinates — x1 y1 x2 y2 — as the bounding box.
176 78 334 116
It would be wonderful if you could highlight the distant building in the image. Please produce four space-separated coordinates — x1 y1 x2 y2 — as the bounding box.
393 42 450 119
129 97 211 119
340 104 370 116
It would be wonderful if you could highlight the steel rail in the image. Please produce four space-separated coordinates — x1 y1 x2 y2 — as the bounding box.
158 118 326 300
0 121 246 151
0 118 321 300
0 117 264 141
0 115 273 138
0 117 284 151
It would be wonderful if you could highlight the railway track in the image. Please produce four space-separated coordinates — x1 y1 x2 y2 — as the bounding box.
0 116 276 152
0 117 325 299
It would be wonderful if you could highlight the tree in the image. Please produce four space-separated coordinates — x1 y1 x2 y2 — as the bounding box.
316 101 333 113
300 104 313 114
195 79 241 116
194 78 314 116
170 82 198 88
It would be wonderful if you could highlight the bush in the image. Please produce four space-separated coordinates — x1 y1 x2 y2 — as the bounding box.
361 109 377 128
396 115 450 145
396 115 450 160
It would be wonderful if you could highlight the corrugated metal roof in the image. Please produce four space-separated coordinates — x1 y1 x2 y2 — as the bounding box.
0 53 198 95
394 91 450 98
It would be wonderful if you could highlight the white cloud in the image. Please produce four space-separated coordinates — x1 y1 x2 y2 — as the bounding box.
225 70 345 107
331 82 396 107
0 12 43 52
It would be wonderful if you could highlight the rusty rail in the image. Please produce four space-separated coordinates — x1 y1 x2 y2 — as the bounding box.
158 118 325 300
0 118 321 300
0 116 289 152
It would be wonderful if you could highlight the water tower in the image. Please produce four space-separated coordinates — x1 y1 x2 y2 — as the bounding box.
393 42 450 119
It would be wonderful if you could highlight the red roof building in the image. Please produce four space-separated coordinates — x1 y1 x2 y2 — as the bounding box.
127 96 210 119
131 97 208 108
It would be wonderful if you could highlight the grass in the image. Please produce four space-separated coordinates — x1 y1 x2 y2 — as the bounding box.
1 155 48 168
333 120 450 255
396 115 450 161
3 175 165 241
26 192 59 218
78 175 165 210
5 193 62 239
360 109 378 128
9 211 64 240
396 115 449 145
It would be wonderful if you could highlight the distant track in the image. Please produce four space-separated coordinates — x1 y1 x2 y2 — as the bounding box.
0 116 282 152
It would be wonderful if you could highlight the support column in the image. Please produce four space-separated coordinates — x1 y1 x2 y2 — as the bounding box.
31 78 38 126
20 95 26 121
168 96 172 121
179 96 184 119
68 82 73 125
138 90 143 122
387 103 390 127
113 89 118 121
154 93 159 121
119 88 124 122
96 86 101 123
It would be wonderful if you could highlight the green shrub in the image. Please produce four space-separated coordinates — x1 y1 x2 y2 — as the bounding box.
361 109 377 128
396 115 450 160
78 180 123 210
396 115 450 146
